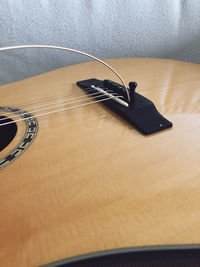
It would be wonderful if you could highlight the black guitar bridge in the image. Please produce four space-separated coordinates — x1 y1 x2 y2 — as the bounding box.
77 78 172 135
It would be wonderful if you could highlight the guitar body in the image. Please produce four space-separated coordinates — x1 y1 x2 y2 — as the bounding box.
0 58 200 266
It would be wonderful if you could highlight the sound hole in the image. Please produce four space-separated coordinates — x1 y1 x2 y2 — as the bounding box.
0 116 17 152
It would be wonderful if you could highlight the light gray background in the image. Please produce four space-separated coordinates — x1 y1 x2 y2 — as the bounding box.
0 0 200 85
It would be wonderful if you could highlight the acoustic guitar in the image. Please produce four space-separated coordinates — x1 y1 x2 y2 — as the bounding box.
0 55 200 266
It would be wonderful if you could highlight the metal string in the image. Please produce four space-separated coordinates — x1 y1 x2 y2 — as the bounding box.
0 45 129 126
0 90 117 122
0 94 122 127
1 88 93 110
0 88 101 117
0 45 130 103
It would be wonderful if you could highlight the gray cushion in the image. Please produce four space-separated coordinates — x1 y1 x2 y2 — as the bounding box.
0 0 200 84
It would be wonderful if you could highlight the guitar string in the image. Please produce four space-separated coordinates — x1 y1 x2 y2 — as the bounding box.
0 45 131 103
0 90 117 122
0 88 107 117
0 45 129 126
0 89 93 110
0 94 120 127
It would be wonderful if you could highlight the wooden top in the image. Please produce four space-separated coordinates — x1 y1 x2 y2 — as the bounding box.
0 58 200 266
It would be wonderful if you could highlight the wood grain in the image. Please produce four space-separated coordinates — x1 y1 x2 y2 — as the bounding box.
0 58 200 267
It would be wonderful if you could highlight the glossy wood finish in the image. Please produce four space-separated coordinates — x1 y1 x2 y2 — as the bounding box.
0 58 200 267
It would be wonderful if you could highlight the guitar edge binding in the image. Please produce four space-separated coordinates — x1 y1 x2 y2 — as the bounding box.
77 78 173 135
